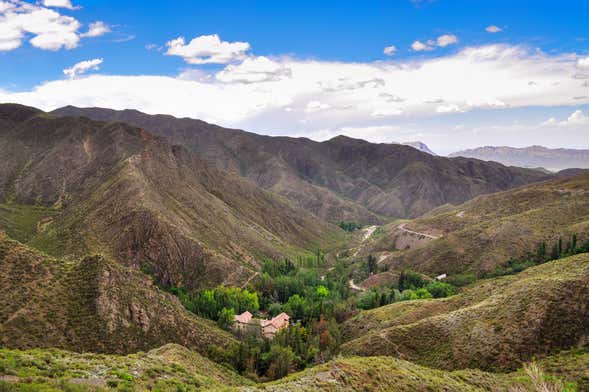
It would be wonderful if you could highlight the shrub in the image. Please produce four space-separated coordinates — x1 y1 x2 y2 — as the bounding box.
424 281 456 298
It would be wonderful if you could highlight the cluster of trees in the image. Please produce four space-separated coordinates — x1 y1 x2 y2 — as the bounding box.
356 269 456 310
171 286 259 330
210 316 341 381
200 258 349 380
488 234 589 278
337 221 363 232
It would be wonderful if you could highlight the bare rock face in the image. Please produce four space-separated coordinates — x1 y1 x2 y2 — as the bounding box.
52 106 549 222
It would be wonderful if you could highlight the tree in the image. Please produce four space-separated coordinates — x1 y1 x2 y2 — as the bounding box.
217 307 235 331
572 234 578 253
262 345 296 380
398 270 426 291
535 241 547 263
550 242 559 260
367 254 377 275
425 281 456 298
283 294 308 321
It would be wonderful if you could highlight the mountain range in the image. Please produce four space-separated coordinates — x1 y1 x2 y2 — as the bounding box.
450 145 589 172
52 106 548 222
0 104 340 290
1 103 588 390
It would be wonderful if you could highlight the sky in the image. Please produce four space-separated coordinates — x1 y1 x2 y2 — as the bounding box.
0 0 588 155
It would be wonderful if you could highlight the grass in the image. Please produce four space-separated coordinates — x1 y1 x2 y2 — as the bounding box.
0 347 586 391
0 203 57 245
341 253 589 372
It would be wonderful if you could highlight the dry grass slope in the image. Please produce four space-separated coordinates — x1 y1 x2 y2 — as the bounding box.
341 253 589 371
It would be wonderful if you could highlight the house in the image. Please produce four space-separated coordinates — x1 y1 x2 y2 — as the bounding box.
233 311 290 339
260 312 290 339
233 310 253 332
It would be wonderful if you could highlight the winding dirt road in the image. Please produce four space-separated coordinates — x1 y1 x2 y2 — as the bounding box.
398 223 440 240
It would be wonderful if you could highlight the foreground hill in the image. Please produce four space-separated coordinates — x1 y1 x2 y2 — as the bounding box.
450 145 589 171
341 253 589 371
0 104 342 289
52 106 548 222
0 233 235 355
369 172 589 276
1 345 587 391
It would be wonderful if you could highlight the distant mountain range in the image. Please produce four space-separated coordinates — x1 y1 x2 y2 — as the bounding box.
449 145 589 171
52 106 547 221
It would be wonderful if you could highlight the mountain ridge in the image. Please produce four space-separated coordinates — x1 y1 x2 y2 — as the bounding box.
52 105 550 222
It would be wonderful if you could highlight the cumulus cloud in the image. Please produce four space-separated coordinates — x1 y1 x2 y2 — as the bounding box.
2 44 589 142
383 45 397 56
542 110 589 127
412 34 457 51
63 58 103 79
436 34 458 47
411 40 434 51
42 0 78 10
80 21 110 37
578 57 589 70
216 56 291 83
0 1 106 51
486 25 502 33
165 34 250 64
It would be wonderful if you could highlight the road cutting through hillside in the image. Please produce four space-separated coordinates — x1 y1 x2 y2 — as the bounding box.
398 223 440 240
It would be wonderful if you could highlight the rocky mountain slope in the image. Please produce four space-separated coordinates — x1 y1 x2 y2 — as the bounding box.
450 145 589 171
0 104 342 290
52 106 549 222
341 253 589 371
0 233 235 355
364 172 589 277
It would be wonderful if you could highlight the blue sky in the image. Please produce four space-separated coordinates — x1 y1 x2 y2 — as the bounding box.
1 0 588 154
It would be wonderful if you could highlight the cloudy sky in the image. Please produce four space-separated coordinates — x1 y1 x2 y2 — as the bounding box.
1 0 588 154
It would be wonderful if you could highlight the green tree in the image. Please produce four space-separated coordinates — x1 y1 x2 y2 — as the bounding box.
550 242 559 260
262 345 296 380
425 281 456 298
367 254 377 275
217 307 235 331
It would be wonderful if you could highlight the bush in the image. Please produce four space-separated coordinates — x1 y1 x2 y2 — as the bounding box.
400 289 417 301
414 288 432 299
424 281 456 298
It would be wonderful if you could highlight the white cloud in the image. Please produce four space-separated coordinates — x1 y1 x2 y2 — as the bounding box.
2 44 589 147
436 34 458 47
165 34 250 64
63 58 103 79
542 110 589 127
80 21 110 37
42 0 78 10
305 100 330 113
216 56 291 83
578 57 589 70
411 40 434 51
486 25 502 33
0 1 105 51
383 45 397 56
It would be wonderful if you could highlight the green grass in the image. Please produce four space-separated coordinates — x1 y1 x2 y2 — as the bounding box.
1 346 585 391
0 203 57 244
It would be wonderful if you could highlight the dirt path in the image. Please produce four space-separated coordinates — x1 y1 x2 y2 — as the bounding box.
241 272 259 288
349 279 366 292
362 225 377 241
398 223 440 240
